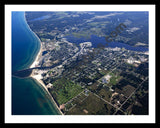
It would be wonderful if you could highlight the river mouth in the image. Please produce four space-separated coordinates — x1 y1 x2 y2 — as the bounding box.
12 12 61 115
64 34 148 52
12 69 33 78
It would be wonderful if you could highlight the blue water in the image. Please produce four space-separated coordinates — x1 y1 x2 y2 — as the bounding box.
65 35 148 52
11 12 148 115
12 11 60 115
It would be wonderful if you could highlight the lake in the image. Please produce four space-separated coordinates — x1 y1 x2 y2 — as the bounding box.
65 35 148 52
12 11 61 115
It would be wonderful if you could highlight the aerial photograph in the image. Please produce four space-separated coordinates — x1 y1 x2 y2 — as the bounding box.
12 10 149 115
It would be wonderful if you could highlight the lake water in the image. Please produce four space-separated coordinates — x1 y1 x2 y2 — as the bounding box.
12 11 60 115
65 35 148 52
11 12 148 115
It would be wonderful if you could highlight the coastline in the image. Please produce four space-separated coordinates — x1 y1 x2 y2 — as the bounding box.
30 72 64 115
24 12 42 69
24 12 63 115
29 42 42 68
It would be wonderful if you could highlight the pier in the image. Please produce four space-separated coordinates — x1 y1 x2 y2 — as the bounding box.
12 61 62 78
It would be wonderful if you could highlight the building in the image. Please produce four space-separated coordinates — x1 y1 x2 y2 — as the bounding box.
101 74 111 84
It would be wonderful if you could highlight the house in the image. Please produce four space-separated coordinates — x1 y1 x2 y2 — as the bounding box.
127 57 135 64
46 83 53 89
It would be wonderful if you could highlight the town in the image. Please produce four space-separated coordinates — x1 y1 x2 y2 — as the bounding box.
25 11 149 115
31 36 148 115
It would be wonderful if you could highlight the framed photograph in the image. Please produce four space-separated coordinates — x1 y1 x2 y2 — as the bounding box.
5 4 155 123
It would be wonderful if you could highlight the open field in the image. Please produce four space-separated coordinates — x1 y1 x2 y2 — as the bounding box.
65 91 116 115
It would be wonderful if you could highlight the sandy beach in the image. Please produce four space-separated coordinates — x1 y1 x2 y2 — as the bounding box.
24 12 64 115
30 72 64 115
29 42 64 115
29 42 42 68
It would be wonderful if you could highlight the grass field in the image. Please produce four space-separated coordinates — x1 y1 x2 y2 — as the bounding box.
49 77 83 105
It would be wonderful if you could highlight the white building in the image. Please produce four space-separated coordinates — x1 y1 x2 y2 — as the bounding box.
101 74 111 84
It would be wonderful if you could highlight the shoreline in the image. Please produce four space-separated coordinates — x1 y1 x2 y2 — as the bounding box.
30 72 64 115
24 12 63 115
24 12 43 69
29 42 42 68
